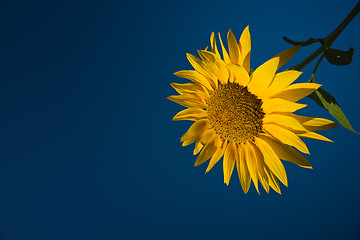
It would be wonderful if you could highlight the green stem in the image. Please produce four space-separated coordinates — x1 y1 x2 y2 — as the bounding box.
289 1 360 71
309 54 325 83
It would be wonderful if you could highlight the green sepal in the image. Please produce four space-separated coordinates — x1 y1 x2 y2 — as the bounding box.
308 87 357 133
249 68 254 76
324 47 354 65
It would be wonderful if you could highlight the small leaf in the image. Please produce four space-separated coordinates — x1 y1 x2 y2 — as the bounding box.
283 36 320 47
324 47 354 65
308 88 357 133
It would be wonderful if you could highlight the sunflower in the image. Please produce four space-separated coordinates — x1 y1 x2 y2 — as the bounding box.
168 26 337 194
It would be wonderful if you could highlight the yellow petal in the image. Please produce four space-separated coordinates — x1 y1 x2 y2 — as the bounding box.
273 123 333 143
273 83 322 102
218 32 231 64
182 139 197 147
289 113 338 132
273 45 301 70
223 141 236 185
198 129 216 145
258 173 269 193
203 50 230 84
263 113 309 132
173 108 207 121
206 138 227 173
250 141 269 193
170 82 209 99
193 124 215 154
263 124 310 154
248 57 280 96
239 26 251 72
264 165 281 194
210 32 220 58
174 70 213 91
255 137 288 187
242 52 251 74
261 70 302 99
243 142 259 193
258 134 312 169
186 53 217 89
227 30 242 65
193 140 203 155
297 131 333 142
256 154 269 193
249 141 269 194
227 64 250 86
167 94 207 108
181 119 210 143
194 135 218 166
236 143 251 193
198 50 226 86
261 98 306 114
239 26 251 58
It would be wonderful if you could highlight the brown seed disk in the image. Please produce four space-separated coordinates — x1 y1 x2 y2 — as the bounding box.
207 82 265 143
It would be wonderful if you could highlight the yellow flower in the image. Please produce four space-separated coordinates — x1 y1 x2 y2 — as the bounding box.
168 26 337 194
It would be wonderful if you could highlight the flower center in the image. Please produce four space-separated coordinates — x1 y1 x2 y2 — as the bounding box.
207 82 265 143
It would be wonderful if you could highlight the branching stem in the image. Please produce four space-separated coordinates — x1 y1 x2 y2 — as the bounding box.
289 1 360 71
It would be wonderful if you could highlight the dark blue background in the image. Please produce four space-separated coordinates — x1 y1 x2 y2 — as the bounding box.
1 0 360 239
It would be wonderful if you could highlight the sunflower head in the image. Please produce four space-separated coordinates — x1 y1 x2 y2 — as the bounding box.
168 26 338 194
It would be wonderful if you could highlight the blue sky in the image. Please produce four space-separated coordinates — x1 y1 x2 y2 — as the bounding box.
1 0 360 239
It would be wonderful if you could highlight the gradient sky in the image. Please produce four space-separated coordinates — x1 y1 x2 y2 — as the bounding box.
1 0 360 239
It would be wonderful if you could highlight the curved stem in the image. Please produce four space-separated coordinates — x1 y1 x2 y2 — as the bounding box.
326 1 360 46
